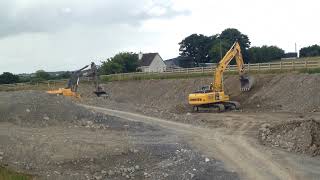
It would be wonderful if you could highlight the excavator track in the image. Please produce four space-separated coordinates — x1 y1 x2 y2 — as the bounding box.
192 103 226 113
223 101 240 110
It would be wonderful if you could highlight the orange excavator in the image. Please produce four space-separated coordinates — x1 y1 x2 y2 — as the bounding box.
47 62 107 98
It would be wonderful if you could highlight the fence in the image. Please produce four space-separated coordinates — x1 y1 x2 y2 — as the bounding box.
1 59 319 89
0 79 68 91
101 59 320 81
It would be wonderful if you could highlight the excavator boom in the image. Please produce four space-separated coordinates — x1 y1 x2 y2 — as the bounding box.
213 42 253 92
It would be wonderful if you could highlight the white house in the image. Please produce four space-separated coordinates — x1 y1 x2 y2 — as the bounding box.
138 53 166 72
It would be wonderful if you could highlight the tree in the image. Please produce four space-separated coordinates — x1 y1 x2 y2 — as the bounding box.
35 70 51 80
300 44 320 57
210 28 251 63
100 52 139 75
0 72 20 84
248 46 285 63
209 39 231 63
59 71 71 79
179 34 216 66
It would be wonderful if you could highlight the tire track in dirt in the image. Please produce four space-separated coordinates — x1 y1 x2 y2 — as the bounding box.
81 104 298 180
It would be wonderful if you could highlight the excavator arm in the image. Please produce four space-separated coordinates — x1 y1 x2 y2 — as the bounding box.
47 63 108 98
213 42 252 92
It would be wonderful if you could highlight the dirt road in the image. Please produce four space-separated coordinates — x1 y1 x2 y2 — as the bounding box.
0 91 241 179
82 104 320 180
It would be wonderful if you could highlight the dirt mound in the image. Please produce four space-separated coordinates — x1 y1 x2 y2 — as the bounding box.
80 73 320 114
260 120 320 156
0 91 94 127
236 74 320 113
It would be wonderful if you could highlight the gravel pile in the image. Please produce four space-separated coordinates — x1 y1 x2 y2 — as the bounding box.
0 91 95 127
260 119 320 156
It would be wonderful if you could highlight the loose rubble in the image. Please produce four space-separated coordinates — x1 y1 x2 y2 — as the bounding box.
260 119 320 156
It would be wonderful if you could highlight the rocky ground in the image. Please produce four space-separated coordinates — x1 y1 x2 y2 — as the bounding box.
1 73 320 179
0 91 238 180
78 74 320 158
259 119 320 156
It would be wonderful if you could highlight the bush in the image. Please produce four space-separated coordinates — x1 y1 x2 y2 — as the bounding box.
0 72 20 84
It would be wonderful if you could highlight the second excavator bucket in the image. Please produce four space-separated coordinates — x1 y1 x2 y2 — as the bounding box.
93 86 108 98
240 75 254 91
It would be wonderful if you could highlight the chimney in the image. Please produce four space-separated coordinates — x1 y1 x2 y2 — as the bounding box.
138 52 143 60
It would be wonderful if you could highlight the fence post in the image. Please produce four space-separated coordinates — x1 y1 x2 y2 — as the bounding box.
258 63 260 71
280 61 282 71
248 63 250 72
305 60 307 69
269 63 271 70
292 61 294 70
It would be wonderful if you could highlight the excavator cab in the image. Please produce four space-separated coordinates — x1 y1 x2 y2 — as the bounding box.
240 75 254 91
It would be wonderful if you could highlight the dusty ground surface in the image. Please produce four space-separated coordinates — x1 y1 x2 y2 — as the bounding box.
78 74 320 153
0 91 239 180
83 105 320 180
1 73 320 180
75 73 320 179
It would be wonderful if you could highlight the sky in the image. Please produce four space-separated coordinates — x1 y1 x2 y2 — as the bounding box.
0 0 319 74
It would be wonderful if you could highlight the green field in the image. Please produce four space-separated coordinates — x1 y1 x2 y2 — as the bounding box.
100 67 320 82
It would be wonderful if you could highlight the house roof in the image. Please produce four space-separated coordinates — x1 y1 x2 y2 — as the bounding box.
164 56 195 68
139 53 158 66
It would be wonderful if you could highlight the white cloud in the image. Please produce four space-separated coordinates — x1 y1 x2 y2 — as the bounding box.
0 0 319 74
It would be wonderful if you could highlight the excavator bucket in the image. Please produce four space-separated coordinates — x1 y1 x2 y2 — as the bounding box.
240 75 254 91
93 86 108 98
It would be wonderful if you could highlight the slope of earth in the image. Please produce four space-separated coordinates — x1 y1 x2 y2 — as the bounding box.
80 73 320 114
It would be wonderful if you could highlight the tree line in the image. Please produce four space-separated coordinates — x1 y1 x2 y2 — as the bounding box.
178 28 320 66
0 70 71 85
1 28 320 84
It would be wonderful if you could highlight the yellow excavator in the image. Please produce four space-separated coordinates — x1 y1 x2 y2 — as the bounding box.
47 62 107 98
188 41 254 112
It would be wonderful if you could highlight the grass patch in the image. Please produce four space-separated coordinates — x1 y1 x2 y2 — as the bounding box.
0 167 32 180
100 72 214 82
100 68 319 82
0 81 66 92
298 68 320 74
